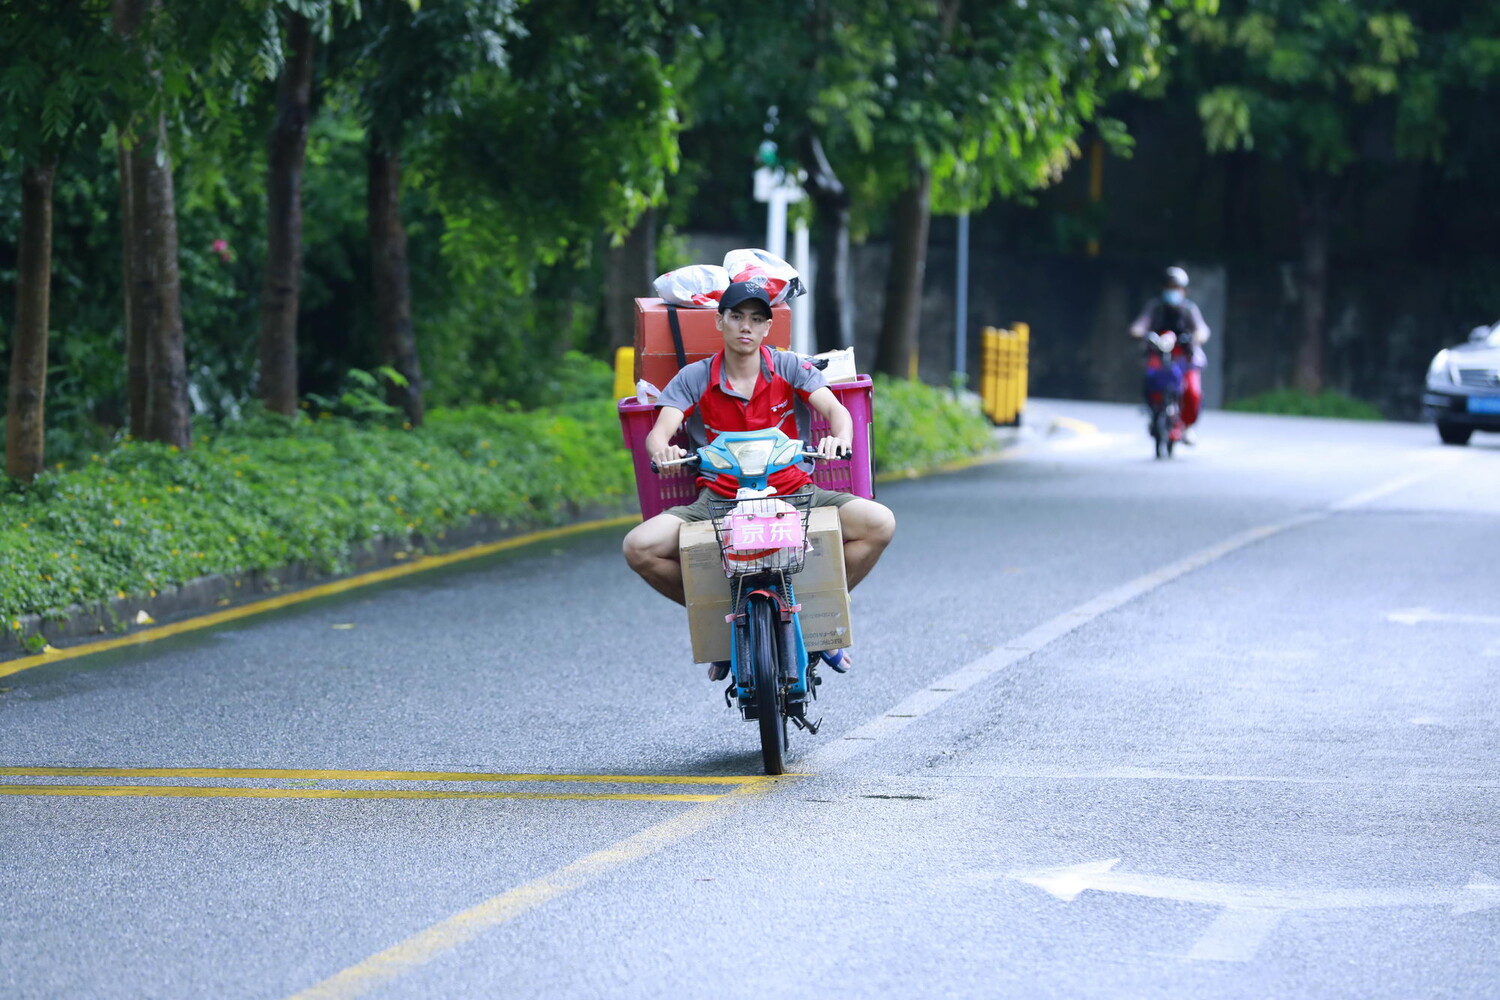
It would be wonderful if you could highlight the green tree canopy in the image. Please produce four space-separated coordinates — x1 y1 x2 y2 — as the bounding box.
1178 0 1500 391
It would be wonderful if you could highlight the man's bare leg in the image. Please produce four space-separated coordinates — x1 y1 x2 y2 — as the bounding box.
622 513 687 605
838 498 896 590
625 498 893 628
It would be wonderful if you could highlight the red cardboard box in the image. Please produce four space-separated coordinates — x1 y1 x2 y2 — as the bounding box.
633 297 791 389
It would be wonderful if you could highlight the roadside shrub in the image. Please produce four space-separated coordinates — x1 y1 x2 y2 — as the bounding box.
872 375 996 473
0 400 633 632
1226 389 1383 421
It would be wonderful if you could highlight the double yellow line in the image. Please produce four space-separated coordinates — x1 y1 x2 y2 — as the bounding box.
0 765 773 803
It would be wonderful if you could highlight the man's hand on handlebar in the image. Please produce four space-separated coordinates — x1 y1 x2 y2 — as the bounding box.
815 435 852 460
651 444 691 475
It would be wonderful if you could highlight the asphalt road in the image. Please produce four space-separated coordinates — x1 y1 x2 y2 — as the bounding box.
2 401 1498 999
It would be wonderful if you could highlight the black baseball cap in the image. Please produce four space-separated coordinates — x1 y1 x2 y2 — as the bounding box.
717 280 773 314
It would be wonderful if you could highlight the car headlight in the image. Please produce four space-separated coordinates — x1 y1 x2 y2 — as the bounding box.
1427 349 1455 386
725 439 775 477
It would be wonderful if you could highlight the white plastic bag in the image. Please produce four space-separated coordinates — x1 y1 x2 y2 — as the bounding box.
634 379 662 405
723 248 806 305
653 264 730 308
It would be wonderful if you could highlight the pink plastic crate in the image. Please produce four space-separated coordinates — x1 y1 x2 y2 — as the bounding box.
618 376 875 520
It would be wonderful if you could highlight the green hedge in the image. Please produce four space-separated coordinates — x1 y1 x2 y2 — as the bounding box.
1226 388 1383 421
870 375 996 473
2 377 994 638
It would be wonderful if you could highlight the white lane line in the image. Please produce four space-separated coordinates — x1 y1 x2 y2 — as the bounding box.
1329 463 1455 510
1388 608 1500 627
805 458 1458 773
803 519 1311 770
917 769 1500 789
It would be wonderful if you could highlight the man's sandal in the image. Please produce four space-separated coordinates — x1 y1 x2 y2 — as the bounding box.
818 649 851 673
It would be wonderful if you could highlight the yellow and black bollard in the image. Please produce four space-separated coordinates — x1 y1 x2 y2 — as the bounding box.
613 346 636 401
979 324 1028 426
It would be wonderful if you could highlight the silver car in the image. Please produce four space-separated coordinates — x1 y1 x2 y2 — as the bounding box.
1424 322 1500 445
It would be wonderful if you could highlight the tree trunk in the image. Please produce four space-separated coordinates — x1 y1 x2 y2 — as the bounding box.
368 141 424 426
137 115 192 449
602 207 656 352
1293 173 1330 395
114 0 188 447
802 133 851 352
875 169 933 378
258 11 316 416
117 140 149 438
113 0 149 438
6 158 58 482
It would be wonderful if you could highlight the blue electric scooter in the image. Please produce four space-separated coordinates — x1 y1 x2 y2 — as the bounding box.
655 428 842 774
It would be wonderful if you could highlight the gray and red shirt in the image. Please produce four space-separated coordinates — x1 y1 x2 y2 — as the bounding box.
657 347 828 497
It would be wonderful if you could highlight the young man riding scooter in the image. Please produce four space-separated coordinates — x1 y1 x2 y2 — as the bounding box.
622 280 897 678
1130 266 1212 443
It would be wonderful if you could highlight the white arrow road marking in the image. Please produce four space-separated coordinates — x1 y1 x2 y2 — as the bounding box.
1387 608 1500 627
1006 860 1500 962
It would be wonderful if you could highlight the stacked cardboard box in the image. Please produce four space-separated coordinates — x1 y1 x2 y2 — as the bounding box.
679 506 852 663
634 297 791 390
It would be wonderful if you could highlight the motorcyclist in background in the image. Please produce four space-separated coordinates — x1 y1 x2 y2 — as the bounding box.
1130 266 1211 444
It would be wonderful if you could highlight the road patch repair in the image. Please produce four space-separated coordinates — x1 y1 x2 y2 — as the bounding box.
0 765 768 803
269 454 1465 999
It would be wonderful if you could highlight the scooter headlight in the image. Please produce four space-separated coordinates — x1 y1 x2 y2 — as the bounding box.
704 450 733 470
725 439 775 477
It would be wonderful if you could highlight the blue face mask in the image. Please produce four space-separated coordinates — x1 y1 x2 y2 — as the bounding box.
1163 288 1185 306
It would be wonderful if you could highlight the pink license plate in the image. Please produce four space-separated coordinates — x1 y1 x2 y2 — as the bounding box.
729 512 805 550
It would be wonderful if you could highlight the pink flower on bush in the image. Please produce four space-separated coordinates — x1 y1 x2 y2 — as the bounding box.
211 238 233 264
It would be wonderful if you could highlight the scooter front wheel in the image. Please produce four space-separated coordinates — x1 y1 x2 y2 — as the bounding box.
748 596 787 775
1151 409 1169 459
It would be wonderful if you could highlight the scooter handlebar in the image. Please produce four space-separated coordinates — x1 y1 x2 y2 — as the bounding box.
650 454 699 474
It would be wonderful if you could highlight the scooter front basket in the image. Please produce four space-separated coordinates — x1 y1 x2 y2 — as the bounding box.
707 493 814 577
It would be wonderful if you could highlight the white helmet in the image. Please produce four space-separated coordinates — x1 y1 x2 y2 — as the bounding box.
1164 266 1189 288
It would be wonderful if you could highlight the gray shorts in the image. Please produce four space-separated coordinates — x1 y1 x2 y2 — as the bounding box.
664 486 857 523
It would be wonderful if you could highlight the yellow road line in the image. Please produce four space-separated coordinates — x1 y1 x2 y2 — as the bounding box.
1050 415 1100 436
284 778 786 1000
0 515 638 680
0 765 769 786
0 783 721 803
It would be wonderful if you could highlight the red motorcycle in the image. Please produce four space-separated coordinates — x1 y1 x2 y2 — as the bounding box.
1143 331 1187 459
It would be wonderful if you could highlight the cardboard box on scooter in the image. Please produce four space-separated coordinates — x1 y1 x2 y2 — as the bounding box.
633 297 792 390
679 506 852 664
